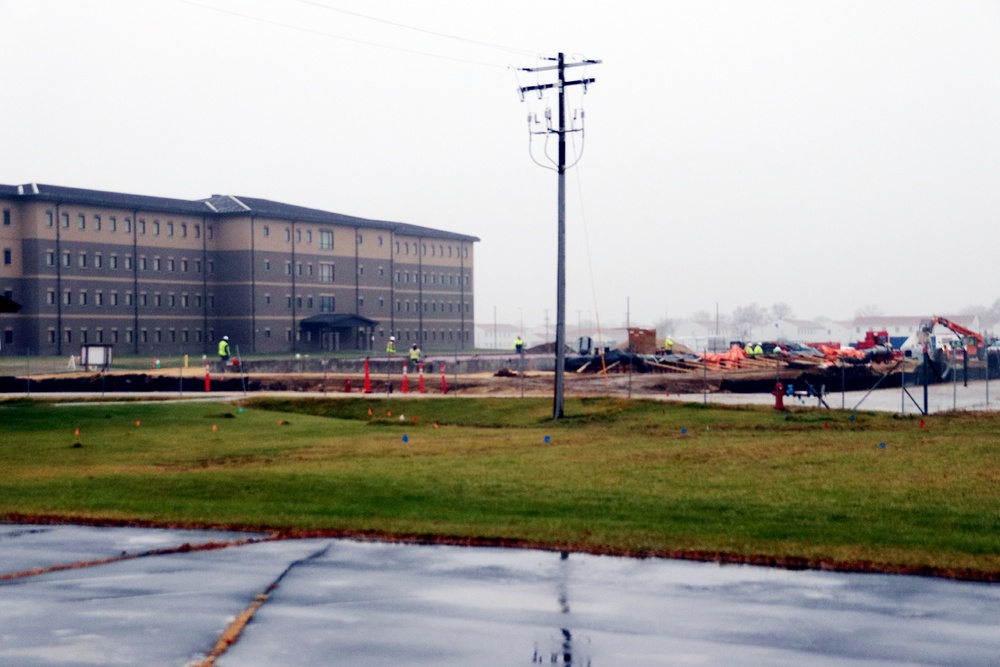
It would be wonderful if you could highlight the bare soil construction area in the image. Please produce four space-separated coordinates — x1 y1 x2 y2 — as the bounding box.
0 360 912 397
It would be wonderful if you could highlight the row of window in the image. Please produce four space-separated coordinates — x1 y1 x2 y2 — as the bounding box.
45 250 209 273
395 240 468 259
395 270 470 287
48 289 213 309
397 301 471 314
45 211 209 240
44 326 470 346
43 286 469 315
34 210 468 260
51 327 215 345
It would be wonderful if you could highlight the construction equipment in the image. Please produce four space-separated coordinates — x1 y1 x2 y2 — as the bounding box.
855 330 899 363
918 317 984 358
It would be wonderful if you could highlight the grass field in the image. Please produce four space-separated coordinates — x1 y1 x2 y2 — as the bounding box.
1 396 998 579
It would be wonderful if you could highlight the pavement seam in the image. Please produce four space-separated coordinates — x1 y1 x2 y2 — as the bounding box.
194 542 332 667
0 537 269 582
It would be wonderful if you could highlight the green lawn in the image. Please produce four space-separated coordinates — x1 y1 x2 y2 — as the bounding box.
1 397 998 578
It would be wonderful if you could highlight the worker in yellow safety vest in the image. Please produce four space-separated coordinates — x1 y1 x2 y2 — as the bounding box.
217 335 231 372
753 343 764 356
664 336 674 354
744 341 754 356
514 336 524 354
409 343 422 369
386 336 396 355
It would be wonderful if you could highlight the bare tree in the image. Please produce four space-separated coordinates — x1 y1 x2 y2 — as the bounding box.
771 302 794 320
732 303 770 340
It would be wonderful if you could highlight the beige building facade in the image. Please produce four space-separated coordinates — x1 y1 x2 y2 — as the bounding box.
0 184 477 357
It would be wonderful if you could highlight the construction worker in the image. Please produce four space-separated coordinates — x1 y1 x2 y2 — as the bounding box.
744 341 754 356
386 336 396 355
753 342 764 356
218 335 231 372
409 343 421 369
514 335 524 354
664 336 674 354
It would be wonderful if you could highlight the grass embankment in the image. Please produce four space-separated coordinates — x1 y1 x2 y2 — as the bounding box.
1 397 998 579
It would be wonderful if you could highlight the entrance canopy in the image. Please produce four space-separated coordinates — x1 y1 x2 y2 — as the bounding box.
299 314 379 351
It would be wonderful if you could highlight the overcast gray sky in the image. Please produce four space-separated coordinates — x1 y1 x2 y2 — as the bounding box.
3 1 1000 329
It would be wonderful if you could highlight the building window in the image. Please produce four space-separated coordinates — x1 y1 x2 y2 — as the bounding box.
167 222 174 236
320 296 334 312
319 229 333 250
124 256 133 270
111 292 118 306
46 251 55 266
152 257 161 271
264 293 271 305
181 223 187 238
61 213 69 228
194 224 201 238
286 296 292 308
78 214 86 230
138 219 146 234
181 294 189 307
2 249 10 265
78 291 87 306
153 221 160 236
111 330 119 343
125 218 132 233
180 259 188 272
138 257 147 271
285 228 291 242
263 259 270 271
378 235 383 246
319 263 334 283
46 290 55 305
126 292 134 306
78 253 86 268
167 258 175 272
94 215 101 231
263 225 270 237
46 211 54 227
168 294 175 307
110 216 117 232
296 229 302 243
94 254 102 269
95 291 103 306
62 252 71 267
2 209 10 225
306 230 312 244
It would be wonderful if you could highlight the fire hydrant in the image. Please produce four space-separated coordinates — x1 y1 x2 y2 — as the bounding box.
772 382 785 410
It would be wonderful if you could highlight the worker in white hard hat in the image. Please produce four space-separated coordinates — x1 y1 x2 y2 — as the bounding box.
217 335 231 373
386 336 396 355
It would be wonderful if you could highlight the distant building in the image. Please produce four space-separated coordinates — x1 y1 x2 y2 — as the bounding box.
0 183 478 356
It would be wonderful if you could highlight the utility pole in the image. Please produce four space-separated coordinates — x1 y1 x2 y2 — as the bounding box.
519 52 600 419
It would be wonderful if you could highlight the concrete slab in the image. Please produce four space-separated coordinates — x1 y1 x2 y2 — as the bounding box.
1 528 997 666
220 540 1000 667
0 537 322 667
0 524 258 576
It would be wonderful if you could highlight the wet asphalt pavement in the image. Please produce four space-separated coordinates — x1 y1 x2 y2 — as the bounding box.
0 525 997 666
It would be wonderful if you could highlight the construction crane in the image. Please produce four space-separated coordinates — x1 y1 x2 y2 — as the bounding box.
918 316 984 357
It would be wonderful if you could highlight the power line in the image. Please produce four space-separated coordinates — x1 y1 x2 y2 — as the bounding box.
286 0 540 57
172 0 510 69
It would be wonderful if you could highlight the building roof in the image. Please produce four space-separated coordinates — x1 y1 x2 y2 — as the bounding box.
10 183 209 215
3 183 479 242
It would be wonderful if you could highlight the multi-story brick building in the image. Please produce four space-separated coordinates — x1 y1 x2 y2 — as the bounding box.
0 183 477 356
